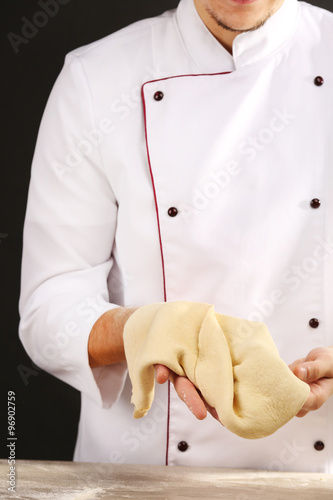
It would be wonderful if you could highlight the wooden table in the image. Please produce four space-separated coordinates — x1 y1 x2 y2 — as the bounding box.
1 460 332 499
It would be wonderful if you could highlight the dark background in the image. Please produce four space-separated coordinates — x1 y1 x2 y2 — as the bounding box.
2 0 332 462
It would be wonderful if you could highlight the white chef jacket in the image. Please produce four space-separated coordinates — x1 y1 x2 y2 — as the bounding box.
19 0 333 472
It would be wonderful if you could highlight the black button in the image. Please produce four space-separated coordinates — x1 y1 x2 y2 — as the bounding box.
314 76 324 87
314 441 325 451
168 207 178 217
154 91 164 101
178 441 189 452
310 198 321 209
309 318 320 329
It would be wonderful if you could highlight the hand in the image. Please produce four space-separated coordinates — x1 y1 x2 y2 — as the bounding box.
289 346 333 417
154 364 220 421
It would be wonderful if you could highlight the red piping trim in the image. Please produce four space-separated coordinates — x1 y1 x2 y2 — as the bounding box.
166 381 171 465
141 83 170 466
142 71 231 86
141 86 167 302
141 70 231 467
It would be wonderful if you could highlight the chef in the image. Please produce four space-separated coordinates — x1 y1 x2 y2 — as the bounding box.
19 0 333 471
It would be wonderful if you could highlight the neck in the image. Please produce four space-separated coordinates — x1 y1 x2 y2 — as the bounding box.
192 1 237 53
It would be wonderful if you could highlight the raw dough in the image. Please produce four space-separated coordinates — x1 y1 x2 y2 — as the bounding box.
123 301 310 439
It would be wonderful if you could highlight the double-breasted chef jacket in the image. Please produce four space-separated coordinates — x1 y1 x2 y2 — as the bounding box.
19 0 333 472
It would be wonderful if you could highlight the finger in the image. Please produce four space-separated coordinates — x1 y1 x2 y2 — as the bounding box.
296 408 309 418
288 357 306 373
291 347 333 382
296 378 333 417
293 360 329 383
204 400 221 422
154 364 170 384
173 376 207 420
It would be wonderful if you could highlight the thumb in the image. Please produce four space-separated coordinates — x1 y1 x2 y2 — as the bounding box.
293 360 325 383
154 364 171 384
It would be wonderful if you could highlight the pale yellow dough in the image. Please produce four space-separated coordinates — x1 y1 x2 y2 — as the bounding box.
123 301 310 439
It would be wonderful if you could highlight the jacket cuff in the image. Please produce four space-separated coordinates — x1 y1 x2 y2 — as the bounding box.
52 300 128 409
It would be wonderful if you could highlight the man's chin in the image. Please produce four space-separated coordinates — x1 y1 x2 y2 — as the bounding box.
211 9 273 34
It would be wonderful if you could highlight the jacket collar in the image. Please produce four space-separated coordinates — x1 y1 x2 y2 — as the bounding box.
175 0 300 72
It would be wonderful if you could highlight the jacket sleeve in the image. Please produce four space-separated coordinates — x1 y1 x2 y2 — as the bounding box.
19 53 128 409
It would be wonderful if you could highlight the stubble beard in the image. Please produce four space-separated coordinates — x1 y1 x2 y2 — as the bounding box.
205 5 275 33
